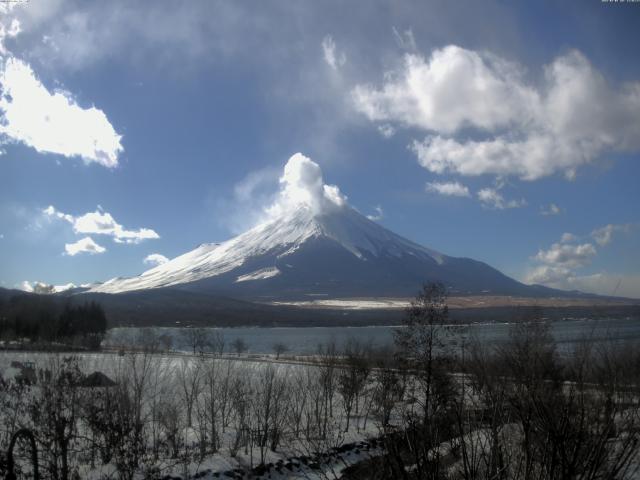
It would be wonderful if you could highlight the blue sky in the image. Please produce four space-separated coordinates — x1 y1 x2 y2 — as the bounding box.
1 0 639 297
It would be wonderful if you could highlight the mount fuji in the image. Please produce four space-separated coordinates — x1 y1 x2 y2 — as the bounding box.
88 154 556 301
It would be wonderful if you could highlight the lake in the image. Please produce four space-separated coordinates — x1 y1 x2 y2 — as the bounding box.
104 316 640 355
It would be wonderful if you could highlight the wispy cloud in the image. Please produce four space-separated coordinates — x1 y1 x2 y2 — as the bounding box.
322 35 346 70
591 223 632 246
377 124 395 139
44 205 159 244
392 27 416 51
540 203 562 216
477 188 525 209
366 205 384 221
426 181 470 198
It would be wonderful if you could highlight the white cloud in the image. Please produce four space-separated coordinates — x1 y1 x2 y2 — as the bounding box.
321 35 346 70
526 267 640 299
0 18 20 55
377 124 395 139
526 265 574 286
534 242 596 269
19 280 76 294
561 273 640 299
65 236 106 256
527 224 633 291
366 205 384 221
426 181 470 197
525 239 597 289
144 253 169 266
266 153 347 217
44 205 159 244
354 46 640 180
525 228 639 297
541 203 562 216
591 223 631 246
43 204 74 223
477 188 525 209
220 154 348 232
353 46 534 134
0 57 123 167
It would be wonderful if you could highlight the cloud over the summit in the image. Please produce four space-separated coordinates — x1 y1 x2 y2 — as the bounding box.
354 46 640 180
267 153 347 217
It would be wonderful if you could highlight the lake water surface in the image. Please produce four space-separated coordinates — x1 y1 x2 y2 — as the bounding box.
105 317 640 355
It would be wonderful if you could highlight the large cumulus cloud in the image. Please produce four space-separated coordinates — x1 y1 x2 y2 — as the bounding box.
354 46 640 181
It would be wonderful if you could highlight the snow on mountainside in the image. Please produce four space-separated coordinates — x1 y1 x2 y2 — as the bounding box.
90 204 446 294
87 153 545 299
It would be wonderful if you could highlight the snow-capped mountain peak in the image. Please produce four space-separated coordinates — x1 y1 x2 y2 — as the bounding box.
90 204 444 294
88 153 532 299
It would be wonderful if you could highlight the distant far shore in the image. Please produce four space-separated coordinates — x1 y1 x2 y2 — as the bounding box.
107 303 640 329
269 294 640 310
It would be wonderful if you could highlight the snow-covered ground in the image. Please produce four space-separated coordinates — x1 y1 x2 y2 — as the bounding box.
270 299 410 310
0 351 391 479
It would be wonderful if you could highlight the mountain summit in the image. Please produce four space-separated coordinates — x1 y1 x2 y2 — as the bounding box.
89 153 548 299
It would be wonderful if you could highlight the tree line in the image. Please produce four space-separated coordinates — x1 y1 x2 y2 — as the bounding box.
0 292 107 349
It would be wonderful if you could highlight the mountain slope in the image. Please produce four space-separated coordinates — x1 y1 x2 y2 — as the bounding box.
89 205 551 299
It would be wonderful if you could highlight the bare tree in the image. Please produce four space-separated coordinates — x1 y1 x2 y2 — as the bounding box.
182 327 211 355
209 330 225 357
231 338 248 356
177 357 202 429
228 372 251 459
317 339 339 424
371 345 406 431
252 365 290 464
28 356 85 480
157 398 182 459
200 356 223 453
390 283 459 479
272 342 289 359
337 338 371 432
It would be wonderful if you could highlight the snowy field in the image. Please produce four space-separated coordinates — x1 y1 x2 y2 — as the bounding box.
0 350 391 479
2 329 640 480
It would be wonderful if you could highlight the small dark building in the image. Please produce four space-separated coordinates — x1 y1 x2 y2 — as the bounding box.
10 361 37 385
78 371 117 388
